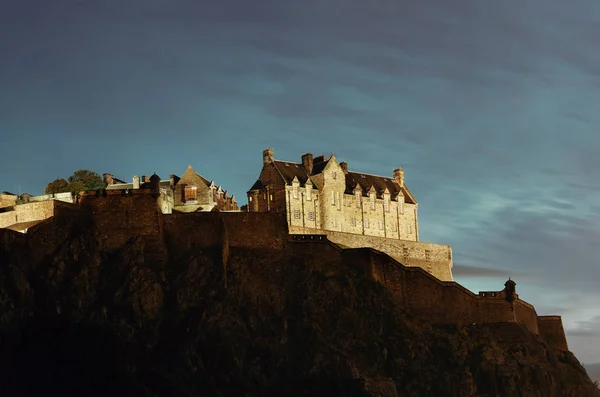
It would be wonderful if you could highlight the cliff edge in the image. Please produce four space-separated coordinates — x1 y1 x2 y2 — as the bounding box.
0 207 598 397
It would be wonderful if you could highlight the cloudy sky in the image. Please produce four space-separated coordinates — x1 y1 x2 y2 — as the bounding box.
1 0 599 364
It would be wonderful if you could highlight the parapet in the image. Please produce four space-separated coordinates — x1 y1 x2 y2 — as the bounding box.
538 316 569 351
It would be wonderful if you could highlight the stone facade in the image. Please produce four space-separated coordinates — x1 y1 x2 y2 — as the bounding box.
247 148 453 281
105 166 238 214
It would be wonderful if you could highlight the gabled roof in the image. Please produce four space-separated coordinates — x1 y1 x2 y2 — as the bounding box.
176 165 211 187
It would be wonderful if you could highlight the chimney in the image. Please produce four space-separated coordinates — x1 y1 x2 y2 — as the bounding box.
169 174 176 188
103 173 114 185
263 148 275 165
340 162 348 174
313 154 327 164
393 168 404 186
142 175 150 183
302 153 314 174
133 175 140 189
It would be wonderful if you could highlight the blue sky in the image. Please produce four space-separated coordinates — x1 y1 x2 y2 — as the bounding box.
1 0 600 364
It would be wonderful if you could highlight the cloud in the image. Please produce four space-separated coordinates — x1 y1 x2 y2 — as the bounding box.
452 263 524 279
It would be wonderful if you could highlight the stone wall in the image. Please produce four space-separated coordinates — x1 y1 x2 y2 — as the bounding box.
341 248 547 335
0 194 17 209
290 226 453 281
0 200 59 231
538 316 569 351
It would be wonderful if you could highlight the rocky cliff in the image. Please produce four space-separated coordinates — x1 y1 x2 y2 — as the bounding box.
0 211 598 397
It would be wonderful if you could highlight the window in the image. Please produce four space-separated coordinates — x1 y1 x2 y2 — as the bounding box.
294 209 300 219
370 194 375 210
332 172 337 179
364 218 369 228
306 187 311 201
402 247 409 258
249 196 253 202
293 185 298 199
378 220 383 230
425 250 431 261
355 192 361 207
270 194 273 201
398 199 404 214
184 186 197 202
332 218 337 228
336 192 341 210
350 217 356 226
308 211 315 221
384 195 390 212
392 222 397 232
407 224 412 234
331 191 335 205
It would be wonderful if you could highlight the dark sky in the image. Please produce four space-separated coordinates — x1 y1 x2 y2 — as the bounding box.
1 0 600 363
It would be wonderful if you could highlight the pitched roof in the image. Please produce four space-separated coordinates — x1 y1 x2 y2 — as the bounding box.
344 172 416 203
176 165 211 187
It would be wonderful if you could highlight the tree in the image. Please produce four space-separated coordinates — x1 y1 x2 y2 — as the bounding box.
44 169 105 195
44 178 69 194
67 169 105 192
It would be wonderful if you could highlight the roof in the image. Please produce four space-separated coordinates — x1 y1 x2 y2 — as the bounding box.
250 155 416 204
345 171 416 203
176 165 211 187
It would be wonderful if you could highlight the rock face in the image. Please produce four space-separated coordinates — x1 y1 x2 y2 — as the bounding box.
0 210 599 397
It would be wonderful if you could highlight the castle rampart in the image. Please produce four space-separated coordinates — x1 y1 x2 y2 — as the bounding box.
289 226 452 281
15 196 567 352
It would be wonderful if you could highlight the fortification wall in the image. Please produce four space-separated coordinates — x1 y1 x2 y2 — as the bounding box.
290 226 453 281
0 200 58 230
341 248 544 333
163 212 289 252
538 316 569 351
79 190 162 249
0 194 17 209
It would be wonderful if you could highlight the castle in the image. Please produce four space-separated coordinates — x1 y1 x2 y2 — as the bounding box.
247 148 453 281
0 152 571 354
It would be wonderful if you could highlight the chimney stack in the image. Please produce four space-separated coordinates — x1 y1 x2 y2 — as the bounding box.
133 175 140 189
340 162 348 174
302 153 314 174
393 168 404 187
103 173 114 185
263 148 275 165
142 175 150 183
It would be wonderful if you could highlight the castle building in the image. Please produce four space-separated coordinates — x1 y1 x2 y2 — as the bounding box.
247 148 454 281
104 165 238 214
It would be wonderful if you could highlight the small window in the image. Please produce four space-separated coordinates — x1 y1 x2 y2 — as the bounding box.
331 191 335 205
384 195 390 212
294 209 300 219
398 199 404 214
270 194 273 201
285 163 290 167
402 247 409 257
378 220 383 230
355 192 361 207
332 218 337 228
308 211 315 221
249 196 253 202
370 194 375 210
407 224 412 234
425 250 431 261
364 218 369 228
306 187 311 200
332 172 337 179
350 217 356 226
336 192 341 209
184 186 197 202
293 185 298 199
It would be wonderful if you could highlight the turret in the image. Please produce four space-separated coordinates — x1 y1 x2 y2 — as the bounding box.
133 175 140 189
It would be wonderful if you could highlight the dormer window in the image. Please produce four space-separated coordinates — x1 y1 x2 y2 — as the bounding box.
306 186 311 200
293 185 298 199
184 186 197 202
355 191 361 207
370 193 375 210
